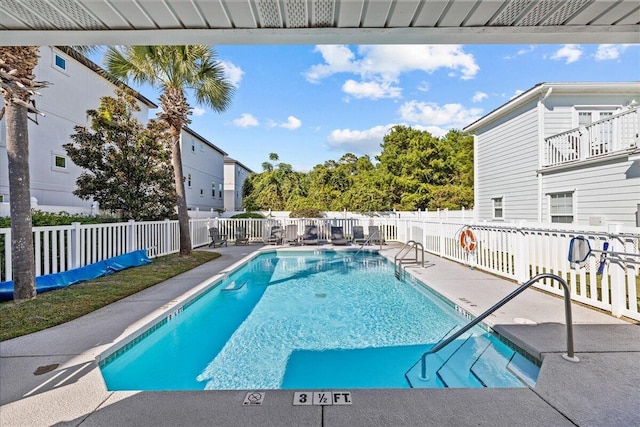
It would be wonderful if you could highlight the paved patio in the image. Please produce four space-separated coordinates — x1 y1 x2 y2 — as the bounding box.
1 242 638 426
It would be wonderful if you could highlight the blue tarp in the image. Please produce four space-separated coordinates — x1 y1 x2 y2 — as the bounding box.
0 249 151 301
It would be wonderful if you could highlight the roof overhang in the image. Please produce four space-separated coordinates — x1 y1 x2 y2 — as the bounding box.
2 0 639 46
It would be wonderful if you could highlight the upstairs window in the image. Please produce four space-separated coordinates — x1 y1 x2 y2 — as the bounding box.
218 183 223 198
211 181 216 198
54 54 66 71
492 197 503 220
52 154 67 171
187 174 192 188
550 192 574 223
191 139 195 152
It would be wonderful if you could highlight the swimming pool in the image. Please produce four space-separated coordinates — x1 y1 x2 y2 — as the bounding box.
100 250 538 390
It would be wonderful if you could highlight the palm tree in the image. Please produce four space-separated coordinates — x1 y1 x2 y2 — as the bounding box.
105 46 233 255
0 46 43 302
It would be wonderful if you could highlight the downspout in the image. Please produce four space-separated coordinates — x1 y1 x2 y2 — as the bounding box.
537 88 553 222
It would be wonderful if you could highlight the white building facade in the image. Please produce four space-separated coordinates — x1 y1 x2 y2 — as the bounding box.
223 157 252 212
181 127 227 212
466 82 640 227
1 47 233 217
0 46 155 208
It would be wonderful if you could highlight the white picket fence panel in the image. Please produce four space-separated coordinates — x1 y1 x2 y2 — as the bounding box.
1 216 637 320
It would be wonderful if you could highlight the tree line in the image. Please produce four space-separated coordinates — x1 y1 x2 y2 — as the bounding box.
243 126 474 212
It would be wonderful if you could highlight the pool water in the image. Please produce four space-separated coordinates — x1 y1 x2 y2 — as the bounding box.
100 251 538 390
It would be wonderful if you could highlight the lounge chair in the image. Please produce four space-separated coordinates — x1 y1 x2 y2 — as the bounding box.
301 224 318 245
330 226 348 245
368 225 385 245
283 224 300 245
234 227 249 245
208 227 227 248
352 225 366 245
264 226 283 245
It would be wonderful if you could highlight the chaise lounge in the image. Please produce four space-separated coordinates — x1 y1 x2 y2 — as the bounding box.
330 226 348 245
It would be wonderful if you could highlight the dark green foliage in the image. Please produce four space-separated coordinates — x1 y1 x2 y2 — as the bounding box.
242 127 473 213
230 212 265 219
289 208 324 218
64 90 176 220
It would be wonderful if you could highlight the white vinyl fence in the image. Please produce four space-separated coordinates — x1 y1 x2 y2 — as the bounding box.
1 216 638 321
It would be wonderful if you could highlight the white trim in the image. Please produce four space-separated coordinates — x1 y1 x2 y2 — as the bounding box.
51 48 68 75
51 153 68 172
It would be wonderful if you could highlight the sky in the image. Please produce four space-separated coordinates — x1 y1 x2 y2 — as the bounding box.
95 43 640 173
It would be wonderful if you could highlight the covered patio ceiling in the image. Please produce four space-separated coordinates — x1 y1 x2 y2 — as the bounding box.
1 0 639 46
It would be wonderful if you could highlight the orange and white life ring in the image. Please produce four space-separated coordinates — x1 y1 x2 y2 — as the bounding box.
460 229 476 252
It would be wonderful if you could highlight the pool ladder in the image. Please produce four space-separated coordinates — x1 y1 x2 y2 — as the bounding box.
394 240 425 279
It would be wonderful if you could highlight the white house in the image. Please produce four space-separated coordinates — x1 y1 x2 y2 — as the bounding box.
465 82 640 227
0 46 155 208
223 157 253 212
1 47 234 217
181 127 227 212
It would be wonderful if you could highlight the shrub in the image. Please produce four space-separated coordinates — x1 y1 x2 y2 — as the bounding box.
289 208 324 218
231 212 265 219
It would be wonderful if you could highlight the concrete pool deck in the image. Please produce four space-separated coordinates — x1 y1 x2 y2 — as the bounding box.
1 243 638 426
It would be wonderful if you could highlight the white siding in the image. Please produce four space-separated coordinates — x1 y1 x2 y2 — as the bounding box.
0 47 152 208
475 102 539 222
181 130 225 211
223 160 251 211
542 158 640 226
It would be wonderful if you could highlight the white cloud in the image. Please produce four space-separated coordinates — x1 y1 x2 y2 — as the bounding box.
593 44 630 61
417 81 430 92
304 45 479 98
398 101 483 131
192 107 206 116
271 116 302 130
504 45 536 59
342 79 402 99
550 44 583 64
510 89 525 100
221 60 244 87
472 92 488 103
327 124 394 155
232 113 259 127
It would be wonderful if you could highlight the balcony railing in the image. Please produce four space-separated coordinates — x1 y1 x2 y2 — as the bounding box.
544 107 639 167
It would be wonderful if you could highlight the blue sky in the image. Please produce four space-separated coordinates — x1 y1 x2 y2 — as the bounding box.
97 44 639 173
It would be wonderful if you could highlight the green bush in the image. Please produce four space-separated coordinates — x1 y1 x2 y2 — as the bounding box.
0 210 123 228
289 208 324 218
230 212 265 219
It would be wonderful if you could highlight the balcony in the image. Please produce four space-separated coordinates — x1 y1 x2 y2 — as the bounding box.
543 107 639 168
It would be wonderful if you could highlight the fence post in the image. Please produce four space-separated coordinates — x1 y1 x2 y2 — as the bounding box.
608 224 626 318
514 221 528 283
127 220 136 252
439 220 445 257
164 219 171 254
4 229 12 281
70 222 81 269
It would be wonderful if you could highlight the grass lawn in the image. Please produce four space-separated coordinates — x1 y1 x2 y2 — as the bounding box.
0 251 220 341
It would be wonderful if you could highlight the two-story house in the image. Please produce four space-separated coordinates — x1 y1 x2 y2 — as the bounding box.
1 47 231 216
223 157 253 212
182 127 227 212
465 82 640 227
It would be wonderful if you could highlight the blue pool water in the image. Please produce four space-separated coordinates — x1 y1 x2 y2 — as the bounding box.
100 251 537 390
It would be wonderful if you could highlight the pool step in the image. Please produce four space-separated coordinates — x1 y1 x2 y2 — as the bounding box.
470 343 522 387
405 327 470 388
221 280 247 291
436 335 490 388
506 352 540 388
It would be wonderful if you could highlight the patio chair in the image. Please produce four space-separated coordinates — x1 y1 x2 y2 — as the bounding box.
283 224 300 245
330 226 348 245
234 227 249 245
208 227 227 248
264 225 283 245
352 225 366 245
368 225 385 245
301 224 318 245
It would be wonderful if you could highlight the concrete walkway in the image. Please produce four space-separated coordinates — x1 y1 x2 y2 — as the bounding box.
1 243 638 426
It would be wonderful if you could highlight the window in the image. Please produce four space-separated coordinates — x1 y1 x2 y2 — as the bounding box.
492 197 503 220
52 154 67 171
54 54 66 71
187 174 192 188
211 182 216 197
550 192 574 223
200 188 204 197
218 183 223 198
191 139 195 152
